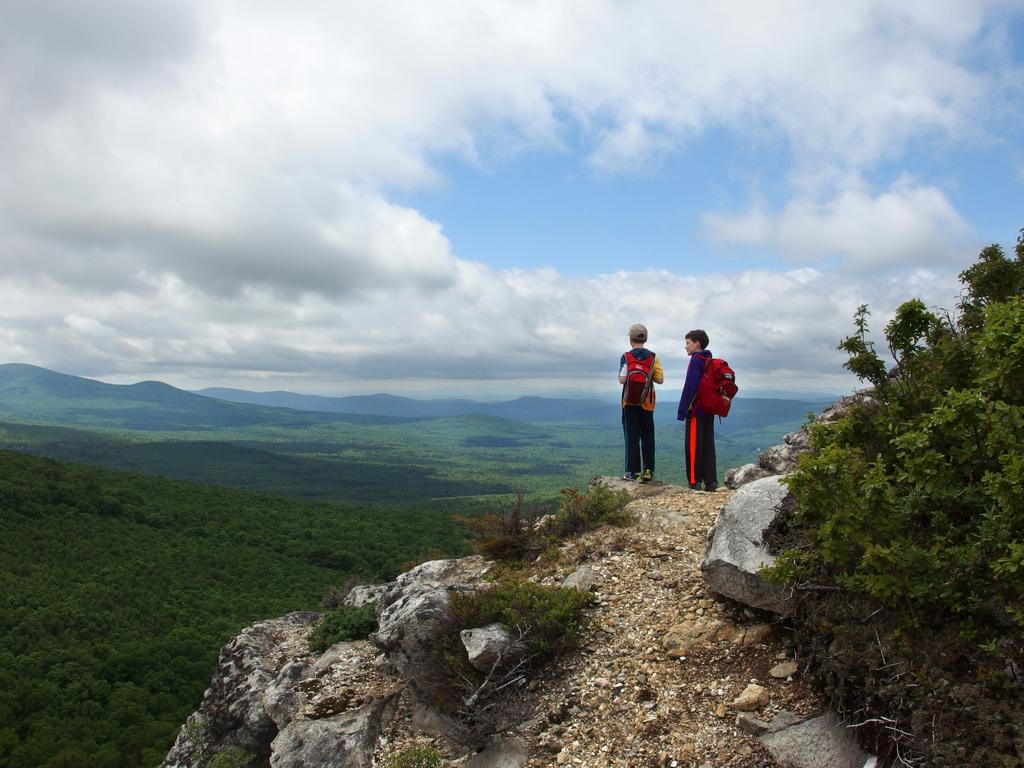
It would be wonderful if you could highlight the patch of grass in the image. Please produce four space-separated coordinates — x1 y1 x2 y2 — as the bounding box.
207 746 255 768
381 746 444 768
308 602 378 653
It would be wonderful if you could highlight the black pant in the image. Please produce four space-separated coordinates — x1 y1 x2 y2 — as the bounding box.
622 406 655 475
684 410 717 489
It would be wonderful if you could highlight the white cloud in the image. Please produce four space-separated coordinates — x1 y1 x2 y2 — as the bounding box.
703 180 975 269
0 0 202 116
0 1 1017 394
0 258 966 397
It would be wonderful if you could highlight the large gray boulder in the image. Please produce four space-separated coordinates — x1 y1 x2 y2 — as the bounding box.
270 694 399 768
262 658 316 729
161 612 320 767
758 442 801 474
724 462 773 488
374 557 492 687
161 610 402 768
761 713 874 768
378 557 492 615
701 475 793 615
344 583 389 608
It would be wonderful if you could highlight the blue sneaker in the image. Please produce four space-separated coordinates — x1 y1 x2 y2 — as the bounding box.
623 472 639 480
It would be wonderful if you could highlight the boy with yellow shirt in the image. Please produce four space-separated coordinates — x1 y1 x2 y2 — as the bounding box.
618 323 664 483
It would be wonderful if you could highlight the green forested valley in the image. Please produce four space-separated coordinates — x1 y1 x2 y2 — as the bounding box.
0 450 468 768
0 403 819 503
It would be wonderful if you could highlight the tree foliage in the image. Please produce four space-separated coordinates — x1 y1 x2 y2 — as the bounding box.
770 230 1024 766
0 451 467 768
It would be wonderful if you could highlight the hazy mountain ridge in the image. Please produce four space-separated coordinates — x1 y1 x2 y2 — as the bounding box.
1 363 828 432
0 364 416 429
0 363 827 504
197 386 617 422
198 384 826 430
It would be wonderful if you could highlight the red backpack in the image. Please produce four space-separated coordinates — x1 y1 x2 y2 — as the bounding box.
621 351 656 406
695 357 738 417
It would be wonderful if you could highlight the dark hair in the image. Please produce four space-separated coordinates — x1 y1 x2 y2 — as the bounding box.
685 329 709 349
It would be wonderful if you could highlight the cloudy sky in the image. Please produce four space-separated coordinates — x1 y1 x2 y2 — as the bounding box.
2 1 1022 399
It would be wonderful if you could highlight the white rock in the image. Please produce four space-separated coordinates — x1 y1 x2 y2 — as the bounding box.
562 564 598 592
461 623 520 672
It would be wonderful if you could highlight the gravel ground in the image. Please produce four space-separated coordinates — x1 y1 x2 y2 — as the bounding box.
375 480 823 768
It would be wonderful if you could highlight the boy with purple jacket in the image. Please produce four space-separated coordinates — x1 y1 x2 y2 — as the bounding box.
677 329 718 491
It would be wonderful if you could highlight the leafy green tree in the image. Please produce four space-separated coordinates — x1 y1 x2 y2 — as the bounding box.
957 231 1024 331
837 304 888 389
770 230 1024 766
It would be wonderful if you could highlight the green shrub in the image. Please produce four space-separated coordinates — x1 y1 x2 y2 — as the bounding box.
207 746 255 768
782 312 1024 628
449 576 594 658
308 602 378 653
382 746 444 768
767 230 1024 766
457 485 632 563
418 576 594 746
455 489 552 562
554 485 633 536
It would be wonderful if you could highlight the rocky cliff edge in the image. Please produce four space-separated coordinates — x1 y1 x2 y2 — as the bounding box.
162 400 875 768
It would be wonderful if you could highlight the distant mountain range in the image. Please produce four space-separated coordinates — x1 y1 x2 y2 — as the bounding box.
0 363 409 430
196 387 619 422
0 362 833 433
196 385 827 432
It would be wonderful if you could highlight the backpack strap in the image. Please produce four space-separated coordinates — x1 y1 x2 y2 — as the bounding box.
687 352 710 413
